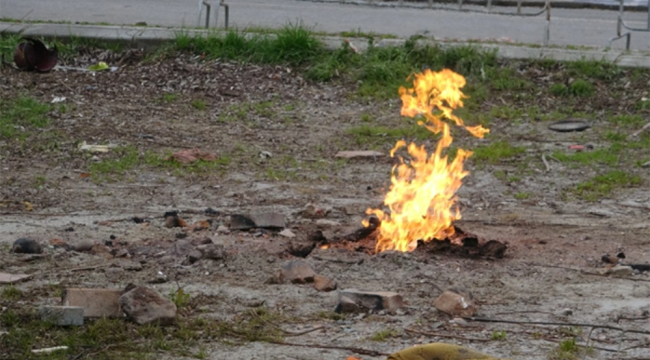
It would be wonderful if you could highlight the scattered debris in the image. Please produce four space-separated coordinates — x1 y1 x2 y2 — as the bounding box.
335 289 403 313
569 144 585 151
548 119 591 132
62 288 123 318
301 203 330 219
88 61 109 72
601 252 625 264
434 290 478 317
164 212 187 228
198 243 226 260
230 214 257 230
51 96 66 103
11 238 43 254
39 306 84 326
629 264 650 272
598 265 633 277
335 150 383 159
169 148 217 164
631 121 650 137
313 274 337 292
72 240 95 252
78 141 115 153
0 272 32 284
335 296 359 313
119 286 177 325
14 38 58 72
279 229 296 238
31 346 69 355
387 343 504 360
250 212 286 229
280 260 316 284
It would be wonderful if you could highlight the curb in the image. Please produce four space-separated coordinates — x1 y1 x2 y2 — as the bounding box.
2 22 650 68
298 0 648 11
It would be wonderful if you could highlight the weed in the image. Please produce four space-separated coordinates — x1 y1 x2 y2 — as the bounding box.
491 330 507 340
566 59 620 81
569 79 594 97
610 114 645 127
163 93 179 103
549 338 583 360
573 170 642 201
0 96 50 140
169 287 191 309
1 285 22 300
472 141 525 164
191 99 207 110
514 192 530 200
549 83 569 97
369 328 399 342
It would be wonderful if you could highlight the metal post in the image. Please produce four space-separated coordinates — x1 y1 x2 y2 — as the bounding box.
203 1 211 28
215 0 229 29
197 0 203 27
399 0 404 7
487 0 493 12
458 0 463 10
516 0 522 14
428 0 433 8
544 0 551 46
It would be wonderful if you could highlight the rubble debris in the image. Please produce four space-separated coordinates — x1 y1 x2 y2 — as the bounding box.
72 240 95 252
602 252 625 264
315 219 340 227
216 225 231 234
279 229 296 238
301 203 330 219
104 267 124 283
14 38 58 72
250 212 286 229
49 238 68 248
336 296 359 313
313 274 337 292
169 148 218 164
78 141 115 153
189 236 213 246
119 286 177 325
39 306 84 326
11 238 42 254
31 346 69 355
280 260 316 284
230 214 256 230
629 264 650 272
164 212 187 228
548 119 591 133
197 243 226 260
335 150 384 159
148 271 168 284
184 220 211 232
287 240 316 258
0 272 32 284
598 265 633 277
434 290 478 317
557 308 573 317
62 288 123 318
166 240 193 257
188 250 203 263
205 207 220 215
387 343 506 360
336 289 403 313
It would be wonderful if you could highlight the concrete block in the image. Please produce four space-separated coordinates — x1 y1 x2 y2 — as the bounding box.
337 289 403 312
434 290 478 317
62 288 123 318
250 212 285 229
39 306 84 326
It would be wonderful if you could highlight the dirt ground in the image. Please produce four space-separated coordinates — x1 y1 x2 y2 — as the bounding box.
1 49 650 360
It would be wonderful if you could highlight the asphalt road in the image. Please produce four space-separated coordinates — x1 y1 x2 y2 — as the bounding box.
1 0 650 49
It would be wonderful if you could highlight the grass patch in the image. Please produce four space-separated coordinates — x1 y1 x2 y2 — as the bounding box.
549 80 594 97
573 170 642 201
191 99 207 110
472 140 525 164
0 96 50 140
369 328 399 342
1 285 23 300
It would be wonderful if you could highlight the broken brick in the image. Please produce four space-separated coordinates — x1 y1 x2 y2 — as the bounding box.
434 290 478 317
119 286 176 325
313 274 337 292
280 260 316 284
336 289 403 313
62 288 123 318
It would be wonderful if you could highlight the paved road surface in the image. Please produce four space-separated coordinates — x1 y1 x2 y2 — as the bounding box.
1 0 650 49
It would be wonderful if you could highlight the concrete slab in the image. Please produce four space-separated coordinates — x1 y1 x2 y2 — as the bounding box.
0 272 32 284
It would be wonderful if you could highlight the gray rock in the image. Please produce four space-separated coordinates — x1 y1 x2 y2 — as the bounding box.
280 260 316 284
229 214 256 230
72 240 95 252
39 306 84 326
188 250 203 263
198 244 226 260
166 240 193 257
11 238 42 254
336 289 403 313
118 286 177 325
313 274 337 292
250 212 285 229
434 290 478 317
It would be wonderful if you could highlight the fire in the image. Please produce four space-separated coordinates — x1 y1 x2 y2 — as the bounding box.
365 69 489 253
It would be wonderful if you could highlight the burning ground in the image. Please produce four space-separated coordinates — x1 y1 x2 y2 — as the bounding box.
1 33 650 360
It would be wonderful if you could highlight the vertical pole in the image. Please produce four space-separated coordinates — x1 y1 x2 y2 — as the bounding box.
399 0 404 7
428 0 433 8
487 0 492 12
517 0 522 14
204 2 211 28
197 0 203 27
459 0 463 10
224 4 229 29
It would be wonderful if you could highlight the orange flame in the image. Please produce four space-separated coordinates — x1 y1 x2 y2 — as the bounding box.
366 69 489 253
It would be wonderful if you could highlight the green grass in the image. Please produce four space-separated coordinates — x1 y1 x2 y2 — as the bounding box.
491 330 507 340
573 170 642 201
549 80 594 97
549 337 593 360
514 192 531 200
347 123 434 146
369 328 399 342
191 100 207 110
88 146 231 182
0 96 50 140
1 285 23 300
472 140 525 164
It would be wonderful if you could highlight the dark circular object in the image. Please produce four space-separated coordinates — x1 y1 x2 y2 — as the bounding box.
11 238 43 254
548 119 591 132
